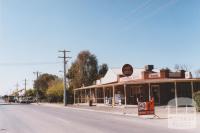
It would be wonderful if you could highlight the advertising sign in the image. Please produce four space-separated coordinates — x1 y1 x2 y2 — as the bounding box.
138 98 155 115
122 64 133 77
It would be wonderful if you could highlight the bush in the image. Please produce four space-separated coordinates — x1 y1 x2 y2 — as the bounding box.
193 91 200 111
25 89 36 97
46 80 63 103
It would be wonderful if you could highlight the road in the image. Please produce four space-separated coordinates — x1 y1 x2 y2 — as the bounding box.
0 100 198 133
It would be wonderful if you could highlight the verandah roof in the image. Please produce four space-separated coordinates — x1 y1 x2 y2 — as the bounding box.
74 78 200 91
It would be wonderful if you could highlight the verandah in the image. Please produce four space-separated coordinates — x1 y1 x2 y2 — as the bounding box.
74 79 200 106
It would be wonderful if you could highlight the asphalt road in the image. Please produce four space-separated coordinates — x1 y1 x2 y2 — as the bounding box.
0 100 198 133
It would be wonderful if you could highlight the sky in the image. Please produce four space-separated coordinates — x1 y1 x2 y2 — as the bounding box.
0 0 200 95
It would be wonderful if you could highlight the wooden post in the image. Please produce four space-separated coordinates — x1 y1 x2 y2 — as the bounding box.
90 88 91 98
74 90 76 104
191 81 194 99
112 85 115 107
95 88 97 103
78 90 79 105
124 84 127 106
80 90 82 103
174 82 178 108
84 89 86 103
103 86 105 104
148 83 151 101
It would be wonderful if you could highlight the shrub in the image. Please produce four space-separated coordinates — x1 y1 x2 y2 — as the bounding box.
193 91 200 112
46 80 63 103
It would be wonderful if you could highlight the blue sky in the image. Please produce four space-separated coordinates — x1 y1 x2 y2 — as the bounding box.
0 0 200 95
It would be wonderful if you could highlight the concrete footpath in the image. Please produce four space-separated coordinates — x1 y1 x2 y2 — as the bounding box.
31 103 199 119
32 103 148 117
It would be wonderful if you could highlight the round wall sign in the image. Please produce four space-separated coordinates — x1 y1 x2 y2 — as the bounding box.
122 64 133 77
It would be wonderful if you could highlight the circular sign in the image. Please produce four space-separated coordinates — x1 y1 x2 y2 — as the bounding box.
122 64 133 77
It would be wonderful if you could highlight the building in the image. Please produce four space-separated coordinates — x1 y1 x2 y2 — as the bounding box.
74 65 200 106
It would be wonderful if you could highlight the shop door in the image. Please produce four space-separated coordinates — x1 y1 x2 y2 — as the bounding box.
151 85 160 105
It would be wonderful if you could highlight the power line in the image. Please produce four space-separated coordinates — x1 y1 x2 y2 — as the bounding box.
0 62 62 66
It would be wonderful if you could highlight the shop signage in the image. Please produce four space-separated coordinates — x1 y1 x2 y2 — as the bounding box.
148 73 160 79
122 64 133 77
138 98 155 115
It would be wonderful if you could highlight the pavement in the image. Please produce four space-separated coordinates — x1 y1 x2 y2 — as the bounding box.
34 103 199 119
0 99 199 133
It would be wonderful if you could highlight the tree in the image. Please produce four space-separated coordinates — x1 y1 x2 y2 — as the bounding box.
195 69 200 78
98 63 108 79
46 79 63 103
68 50 98 89
174 64 190 72
34 73 58 100
68 62 81 89
160 67 171 72
25 89 36 97
194 91 200 111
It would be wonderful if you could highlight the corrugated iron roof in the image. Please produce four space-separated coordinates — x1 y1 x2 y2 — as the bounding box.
74 78 200 90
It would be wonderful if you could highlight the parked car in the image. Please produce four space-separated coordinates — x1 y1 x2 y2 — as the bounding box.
18 97 26 103
8 96 15 103
26 97 36 103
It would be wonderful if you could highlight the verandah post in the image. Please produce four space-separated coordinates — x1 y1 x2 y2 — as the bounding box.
85 89 86 103
148 83 151 101
174 81 178 109
95 88 97 103
124 84 127 106
112 85 115 107
80 90 82 103
103 86 105 104
74 90 76 104
89 88 91 97
191 81 194 100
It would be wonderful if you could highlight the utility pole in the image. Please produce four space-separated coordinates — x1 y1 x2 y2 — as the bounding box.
15 83 19 90
23 78 27 97
15 83 19 100
33 71 41 103
58 50 71 106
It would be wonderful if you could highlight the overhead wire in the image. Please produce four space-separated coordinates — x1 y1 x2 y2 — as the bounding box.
122 0 180 29
0 61 62 66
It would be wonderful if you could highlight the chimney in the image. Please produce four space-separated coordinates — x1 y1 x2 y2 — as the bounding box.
142 71 150 79
160 69 169 78
180 70 186 78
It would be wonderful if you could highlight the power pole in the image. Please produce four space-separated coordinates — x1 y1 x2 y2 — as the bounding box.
15 83 19 90
15 83 19 100
14 83 19 95
58 50 71 106
25 79 27 91
33 71 41 103
23 78 27 96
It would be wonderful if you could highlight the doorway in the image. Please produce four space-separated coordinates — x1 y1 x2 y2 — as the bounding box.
151 85 160 105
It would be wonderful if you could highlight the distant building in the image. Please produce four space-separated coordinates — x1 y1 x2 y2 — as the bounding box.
74 65 200 106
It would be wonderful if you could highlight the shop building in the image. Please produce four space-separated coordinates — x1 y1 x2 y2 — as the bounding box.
74 65 200 106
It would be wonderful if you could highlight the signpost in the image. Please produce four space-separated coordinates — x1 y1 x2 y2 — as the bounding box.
122 64 133 77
